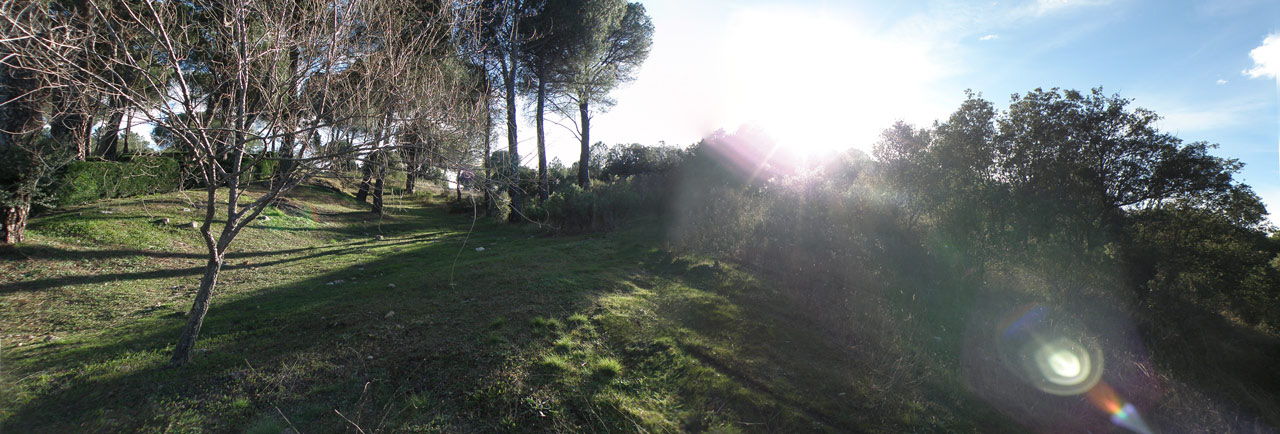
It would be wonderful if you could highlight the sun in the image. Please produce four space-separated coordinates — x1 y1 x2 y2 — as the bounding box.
714 5 946 159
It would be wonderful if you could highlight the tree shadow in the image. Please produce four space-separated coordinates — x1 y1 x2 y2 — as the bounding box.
0 220 611 432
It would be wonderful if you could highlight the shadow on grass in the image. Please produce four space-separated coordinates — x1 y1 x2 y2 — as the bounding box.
0 233 458 295
1 216 619 432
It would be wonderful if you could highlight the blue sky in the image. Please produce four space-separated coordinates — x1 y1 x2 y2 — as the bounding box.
546 0 1280 216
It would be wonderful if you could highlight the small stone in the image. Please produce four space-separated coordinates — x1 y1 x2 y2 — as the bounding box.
183 208 192 212
258 215 270 221
99 210 114 214
154 218 170 225
189 222 199 229
366 355 374 360
376 235 385 241
384 311 395 319
475 247 485 252
387 283 396 289
43 335 58 342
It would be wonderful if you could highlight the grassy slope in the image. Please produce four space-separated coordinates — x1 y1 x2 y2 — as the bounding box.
0 185 1013 433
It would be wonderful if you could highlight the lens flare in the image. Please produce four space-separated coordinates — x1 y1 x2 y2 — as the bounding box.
1047 349 1081 378
998 306 1103 396
1030 338 1096 391
1087 382 1154 434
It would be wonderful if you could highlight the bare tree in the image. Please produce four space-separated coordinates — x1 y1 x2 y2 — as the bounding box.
1 0 480 365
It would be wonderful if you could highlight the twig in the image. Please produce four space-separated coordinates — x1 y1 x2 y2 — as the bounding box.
275 406 300 433
333 409 367 434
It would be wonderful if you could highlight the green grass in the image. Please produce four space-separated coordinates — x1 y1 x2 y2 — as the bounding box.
0 184 1014 433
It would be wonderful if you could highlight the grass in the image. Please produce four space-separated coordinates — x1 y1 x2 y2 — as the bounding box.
0 183 1018 433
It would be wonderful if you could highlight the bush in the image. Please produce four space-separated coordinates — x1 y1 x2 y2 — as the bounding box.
542 175 669 231
51 156 182 208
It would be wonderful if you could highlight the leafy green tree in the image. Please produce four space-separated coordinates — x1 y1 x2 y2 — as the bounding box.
550 0 653 188
474 0 536 220
521 0 582 200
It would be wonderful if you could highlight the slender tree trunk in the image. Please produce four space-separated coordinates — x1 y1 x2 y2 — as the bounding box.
483 110 493 217
51 102 90 160
1 202 30 245
456 172 462 201
536 77 548 201
373 176 384 214
169 256 223 366
504 58 521 222
405 144 417 195
578 100 590 188
121 110 131 156
356 169 372 203
96 106 124 160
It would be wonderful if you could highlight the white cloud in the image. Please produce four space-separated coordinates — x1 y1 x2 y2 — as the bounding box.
1243 33 1280 79
1217 79 1228 85
980 34 1000 41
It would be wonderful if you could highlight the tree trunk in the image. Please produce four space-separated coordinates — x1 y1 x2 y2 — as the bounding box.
121 110 132 156
405 171 416 195
373 176 385 214
51 101 91 161
95 101 125 160
536 77 548 201
356 169 373 203
0 203 30 245
483 110 493 217
169 256 224 366
504 58 521 222
577 100 591 189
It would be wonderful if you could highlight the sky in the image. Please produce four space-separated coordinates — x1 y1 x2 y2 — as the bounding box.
529 0 1280 217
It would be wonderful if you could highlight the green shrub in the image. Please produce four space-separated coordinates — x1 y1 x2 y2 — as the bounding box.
250 156 277 181
542 175 669 231
52 156 181 208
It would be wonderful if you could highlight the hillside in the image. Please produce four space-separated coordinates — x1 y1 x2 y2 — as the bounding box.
0 185 1015 433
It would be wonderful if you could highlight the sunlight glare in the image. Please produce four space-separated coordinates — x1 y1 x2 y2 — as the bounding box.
716 5 944 158
1047 350 1082 378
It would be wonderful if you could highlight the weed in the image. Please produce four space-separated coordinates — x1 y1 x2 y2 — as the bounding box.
530 316 562 331
590 357 623 379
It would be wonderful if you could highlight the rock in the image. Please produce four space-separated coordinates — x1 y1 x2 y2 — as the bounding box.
387 283 396 289
189 222 199 229
154 218 170 225
375 235 385 241
183 208 192 212
43 335 58 342
384 311 395 319
99 210 114 214
475 247 485 252
258 215 270 221
366 355 374 360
